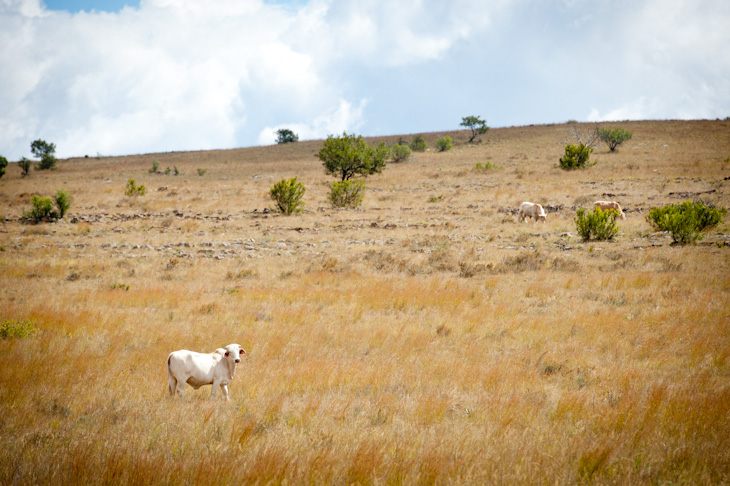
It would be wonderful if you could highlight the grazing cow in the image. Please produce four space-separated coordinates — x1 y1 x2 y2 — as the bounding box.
594 200 626 219
167 343 246 400
518 201 547 222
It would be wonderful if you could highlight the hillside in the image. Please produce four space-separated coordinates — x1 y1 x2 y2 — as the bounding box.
1 119 729 484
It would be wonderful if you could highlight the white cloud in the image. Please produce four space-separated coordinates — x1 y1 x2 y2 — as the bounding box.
0 0 728 160
257 98 367 145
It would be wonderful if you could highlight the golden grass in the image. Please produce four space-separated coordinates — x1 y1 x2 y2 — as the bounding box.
1 120 730 484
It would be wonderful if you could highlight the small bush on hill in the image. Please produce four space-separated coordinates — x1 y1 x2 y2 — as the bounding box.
0 155 7 179
269 177 306 215
55 190 71 219
318 132 388 181
560 143 594 170
390 144 412 163
149 161 160 173
125 179 146 196
276 129 299 144
197 168 207 176
436 136 453 152
646 200 726 245
1 318 37 339
598 127 633 152
19 158 31 177
460 116 489 143
22 189 71 223
329 180 365 208
475 161 499 171
23 195 55 222
31 139 57 170
410 135 427 152
575 207 620 241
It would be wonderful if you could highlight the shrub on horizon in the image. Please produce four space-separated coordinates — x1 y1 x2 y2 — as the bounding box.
460 115 489 143
598 127 633 152
31 139 57 170
0 155 7 179
275 128 299 144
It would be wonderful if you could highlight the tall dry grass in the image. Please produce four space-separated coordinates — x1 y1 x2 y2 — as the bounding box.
1 120 730 484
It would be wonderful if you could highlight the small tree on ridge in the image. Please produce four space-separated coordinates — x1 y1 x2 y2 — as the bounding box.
460 116 489 143
318 132 388 181
275 129 299 144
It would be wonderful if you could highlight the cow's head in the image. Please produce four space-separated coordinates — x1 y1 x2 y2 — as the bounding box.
224 343 246 364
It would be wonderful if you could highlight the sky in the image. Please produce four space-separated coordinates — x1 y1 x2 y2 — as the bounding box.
1 0 729 160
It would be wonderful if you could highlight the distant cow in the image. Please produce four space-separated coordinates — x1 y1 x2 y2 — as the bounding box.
518 202 547 222
594 200 626 219
167 344 246 400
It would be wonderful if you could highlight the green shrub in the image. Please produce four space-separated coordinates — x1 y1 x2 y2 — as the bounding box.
36 155 57 170
598 128 633 152
19 158 31 177
646 200 726 245
410 135 427 152
0 155 7 179
318 133 388 181
275 128 299 144
329 180 365 208
575 207 620 241
54 190 71 218
149 161 160 173
23 195 56 223
197 168 207 176
436 136 453 152
22 190 71 222
125 179 146 196
560 143 594 170
460 116 489 143
475 161 499 171
1 318 37 339
31 139 57 170
269 177 306 215
390 144 412 163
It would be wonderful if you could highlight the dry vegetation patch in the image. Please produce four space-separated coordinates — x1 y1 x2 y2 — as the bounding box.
1 120 730 484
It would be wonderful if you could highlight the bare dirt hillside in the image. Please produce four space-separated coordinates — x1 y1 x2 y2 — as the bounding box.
1 120 729 484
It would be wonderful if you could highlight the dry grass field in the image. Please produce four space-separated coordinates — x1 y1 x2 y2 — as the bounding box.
1 120 729 484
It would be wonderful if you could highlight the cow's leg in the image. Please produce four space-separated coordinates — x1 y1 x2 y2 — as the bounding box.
220 384 230 401
176 382 186 399
168 375 177 396
210 380 220 399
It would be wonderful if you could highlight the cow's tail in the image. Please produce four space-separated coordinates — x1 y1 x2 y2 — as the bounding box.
167 354 175 396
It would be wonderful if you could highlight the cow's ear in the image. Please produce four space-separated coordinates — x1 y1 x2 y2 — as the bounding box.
225 351 229 357
239 349 245 355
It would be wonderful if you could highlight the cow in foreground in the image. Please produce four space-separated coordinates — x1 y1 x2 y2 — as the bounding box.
167 344 246 400
594 200 626 219
518 201 547 223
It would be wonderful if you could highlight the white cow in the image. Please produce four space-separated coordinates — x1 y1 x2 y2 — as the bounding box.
167 343 246 400
518 201 547 222
594 200 626 219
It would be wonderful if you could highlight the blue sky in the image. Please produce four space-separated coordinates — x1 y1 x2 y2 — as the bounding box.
43 0 139 12
1 0 729 159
